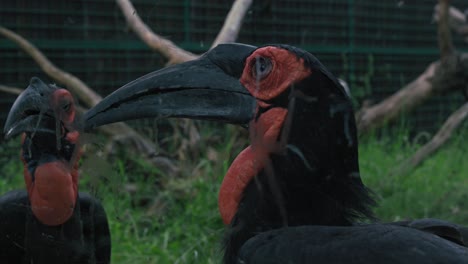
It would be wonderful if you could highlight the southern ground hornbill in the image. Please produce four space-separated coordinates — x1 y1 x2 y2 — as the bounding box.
1 77 110 263
85 44 468 263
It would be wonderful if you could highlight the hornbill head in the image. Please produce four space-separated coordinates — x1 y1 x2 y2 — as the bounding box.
85 43 374 226
4 77 81 226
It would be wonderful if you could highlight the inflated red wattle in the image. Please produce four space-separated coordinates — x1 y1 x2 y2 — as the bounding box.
24 161 78 226
219 47 312 225
219 107 288 224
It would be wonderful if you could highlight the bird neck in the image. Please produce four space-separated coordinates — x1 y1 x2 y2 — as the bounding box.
219 107 288 225
21 132 81 226
223 150 374 263
222 81 376 263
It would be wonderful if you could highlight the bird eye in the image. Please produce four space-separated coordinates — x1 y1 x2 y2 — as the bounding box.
62 102 71 112
252 56 272 80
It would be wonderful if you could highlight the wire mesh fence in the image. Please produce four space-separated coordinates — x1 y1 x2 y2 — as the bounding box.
0 0 466 133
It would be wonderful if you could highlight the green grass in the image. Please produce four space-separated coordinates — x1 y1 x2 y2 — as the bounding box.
360 128 468 223
0 125 467 263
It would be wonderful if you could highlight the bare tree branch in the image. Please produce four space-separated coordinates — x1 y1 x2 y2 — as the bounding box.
116 0 198 65
211 0 252 48
434 4 466 27
377 2 468 172
437 0 454 58
0 84 22 95
356 62 439 133
0 26 102 108
434 4 468 41
117 0 252 65
409 101 468 167
357 2 468 135
393 101 468 175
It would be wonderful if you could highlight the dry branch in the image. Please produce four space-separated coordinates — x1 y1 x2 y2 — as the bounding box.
356 62 439 133
0 26 102 108
357 2 468 134
437 0 454 58
117 0 252 65
0 85 22 95
0 25 176 173
384 1 468 172
393 102 468 175
116 0 198 65
408 102 468 168
357 2 468 171
434 4 468 41
400 0 468 170
211 0 253 48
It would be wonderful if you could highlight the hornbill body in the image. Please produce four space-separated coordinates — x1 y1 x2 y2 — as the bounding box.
85 44 468 263
1 77 110 263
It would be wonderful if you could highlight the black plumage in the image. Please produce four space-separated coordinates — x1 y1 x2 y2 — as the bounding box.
84 43 468 263
1 78 110 263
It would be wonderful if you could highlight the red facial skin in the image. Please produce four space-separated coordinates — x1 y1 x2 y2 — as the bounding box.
21 89 81 226
218 47 311 225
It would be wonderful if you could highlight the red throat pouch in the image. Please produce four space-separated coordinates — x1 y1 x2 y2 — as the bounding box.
24 160 78 226
218 107 287 224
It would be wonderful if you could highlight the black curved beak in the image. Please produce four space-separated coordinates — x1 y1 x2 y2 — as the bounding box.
84 43 257 131
4 77 57 139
